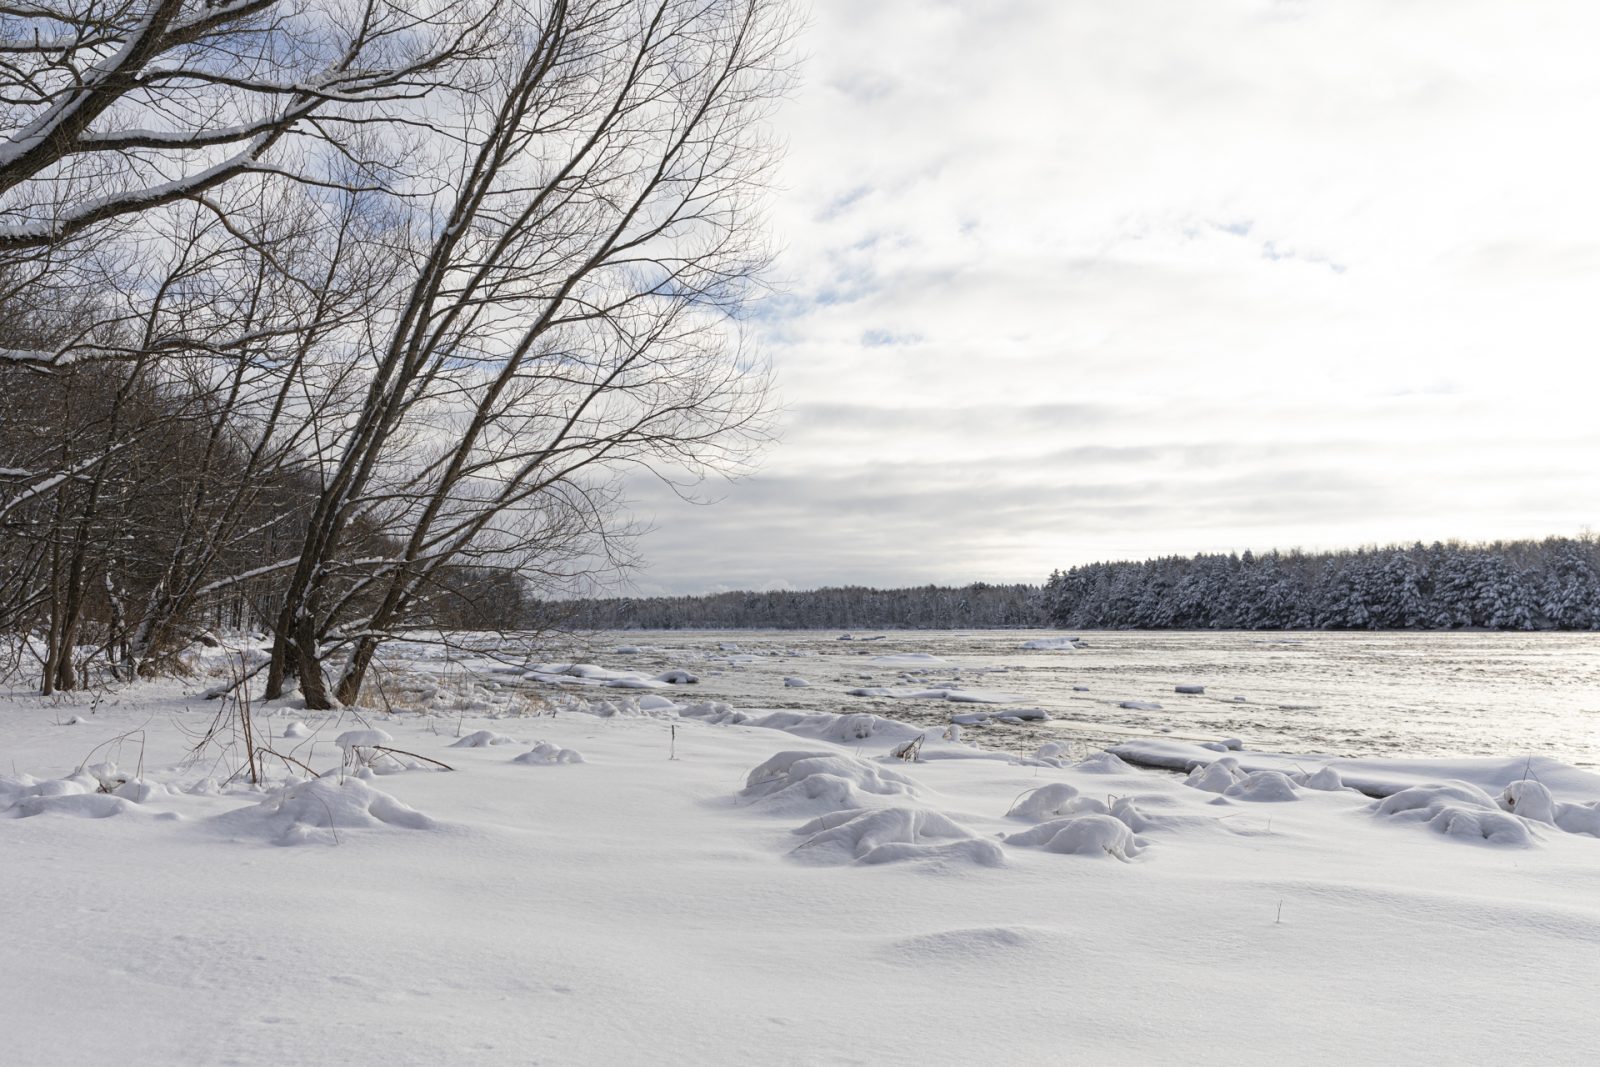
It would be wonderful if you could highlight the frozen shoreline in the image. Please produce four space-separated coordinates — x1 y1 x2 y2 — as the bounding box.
3 639 1599 1065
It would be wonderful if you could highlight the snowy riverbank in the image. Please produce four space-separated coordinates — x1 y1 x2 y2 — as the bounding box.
3 646 1599 1065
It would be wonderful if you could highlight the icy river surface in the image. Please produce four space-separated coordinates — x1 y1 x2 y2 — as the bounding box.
561 629 1600 767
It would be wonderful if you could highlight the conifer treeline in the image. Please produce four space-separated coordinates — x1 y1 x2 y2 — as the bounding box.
1043 537 1600 631
552 536 1600 631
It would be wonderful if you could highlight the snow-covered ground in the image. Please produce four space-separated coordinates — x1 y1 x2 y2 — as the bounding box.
4 640 1599 1065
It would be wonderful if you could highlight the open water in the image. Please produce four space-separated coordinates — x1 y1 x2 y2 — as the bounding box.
569 629 1600 767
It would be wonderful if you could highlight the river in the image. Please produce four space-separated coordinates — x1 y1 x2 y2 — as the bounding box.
557 629 1600 767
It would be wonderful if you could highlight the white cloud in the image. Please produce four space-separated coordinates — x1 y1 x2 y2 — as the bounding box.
625 0 1600 593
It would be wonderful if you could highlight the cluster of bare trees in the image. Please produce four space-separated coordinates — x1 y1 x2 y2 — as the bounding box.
557 583 1048 631
1 0 792 704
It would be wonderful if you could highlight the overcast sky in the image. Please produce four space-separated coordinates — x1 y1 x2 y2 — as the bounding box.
624 0 1600 595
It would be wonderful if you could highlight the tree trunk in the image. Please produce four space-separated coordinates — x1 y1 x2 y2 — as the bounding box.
335 635 381 707
292 614 333 709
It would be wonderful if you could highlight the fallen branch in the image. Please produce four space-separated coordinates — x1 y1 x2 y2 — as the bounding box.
371 745 453 771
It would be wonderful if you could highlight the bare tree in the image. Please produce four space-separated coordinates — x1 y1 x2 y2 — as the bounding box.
260 0 795 707
1 0 793 702
1 0 474 690
0 0 481 263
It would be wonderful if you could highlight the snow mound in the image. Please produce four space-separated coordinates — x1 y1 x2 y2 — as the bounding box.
1033 741 1072 766
281 721 311 739
783 676 811 687
1074 751 1132 774
1020 637 1086 650
748 710 916 744
112 779 171 804
654 670 698 684
1223 770 1300 802
587 697 674 718
1119 701 1163 711
1111 797 1156 832
1372 783 1534 847
1186 758 1245 794
1556 804 1600 838
449 730 518 748
740 751 917 815
1375 781 1497 816
1 772 140 819
677 700 750 726
1498 780 1600 837
867 653 948 666
335 728 392 751
1427 807 1535 846
1107 742 1600 802
512 741 585 766
790 807 1003 867
7 793 136 819
1006 783 1081 821
1003 814 1146 860
1299 766 1347 792
2 770 94 801
210 777 437 846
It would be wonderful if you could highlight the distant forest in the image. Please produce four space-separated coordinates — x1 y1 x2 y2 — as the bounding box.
550 536 1600 632
545 583 1045 631
1044 537 1600 631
